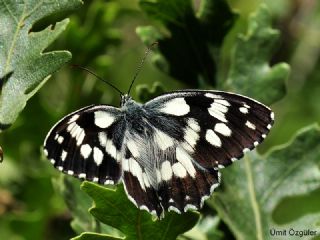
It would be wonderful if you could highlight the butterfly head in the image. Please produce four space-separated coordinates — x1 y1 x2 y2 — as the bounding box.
120 94 132 107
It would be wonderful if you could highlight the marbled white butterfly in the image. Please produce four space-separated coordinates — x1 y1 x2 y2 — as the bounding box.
44 43 273 218
44 89 274 217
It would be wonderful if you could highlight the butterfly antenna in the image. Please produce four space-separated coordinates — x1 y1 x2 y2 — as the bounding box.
127 42 158 95
71 65 124 95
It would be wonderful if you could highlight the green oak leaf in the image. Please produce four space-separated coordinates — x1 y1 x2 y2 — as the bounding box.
209 124 320 240
136 82 166 103
226 4 289 104
53 176 95 234
54 176 124 237
74 182 199 240
137 0 237 87
0 0 82 131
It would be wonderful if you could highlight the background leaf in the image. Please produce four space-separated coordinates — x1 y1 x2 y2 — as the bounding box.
225 4 289 104
0 0 82 130
209 125 320 240
137 0 237 87
136 82 166 102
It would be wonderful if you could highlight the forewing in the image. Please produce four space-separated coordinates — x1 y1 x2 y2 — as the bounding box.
44 105 125 185
145 90 274 168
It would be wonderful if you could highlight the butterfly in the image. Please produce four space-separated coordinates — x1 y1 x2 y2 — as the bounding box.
43 89 274 218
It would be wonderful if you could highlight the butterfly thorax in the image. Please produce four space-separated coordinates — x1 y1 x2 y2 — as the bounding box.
120 94 132 107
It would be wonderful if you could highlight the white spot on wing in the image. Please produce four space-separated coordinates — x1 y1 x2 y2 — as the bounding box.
184 204 197 212
187 118 200 132
243 148 250 153
127 158 145 190
140 205 150 212
80 144 92 159
98 132 107 147
61 150 67 161
182 118 201 152
127 140 140 158
99 133 119 161
200 195 210 207
94 111 115 128
160 98 190 116
122 159 129 171
210 102 228 113
68 114 79 123
176 147 196 178
44 149 48 157
154 129 174 150
239 107 249 114
104 180 114 185
68 122 82 138
161 161 173 181
215 99 230 106
156 169 161 183
214 123 232 136
210 183 220 193
168 205 181 214
66 122 74 133
67 170 74 175
218 164 225 169
172 162 187 178
205 129 222 147
93 147 104 166
270 112 275 120
57 136 64 144
76 130 85 146
205 93 222 99
142 172 151 188
245 121 256 130
231 157 237 162
208 104 227 122
106 139 119 161
93 177 99 182
79 173 86 179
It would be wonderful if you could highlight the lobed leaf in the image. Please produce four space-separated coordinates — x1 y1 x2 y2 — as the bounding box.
77 182 199 240
0 0 82 131
225 4 289 104
210 124 320 240
137 0 237 87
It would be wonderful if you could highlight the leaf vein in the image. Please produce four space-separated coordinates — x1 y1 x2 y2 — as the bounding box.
1 0 19 24
245 156 264 240
3 0 26 76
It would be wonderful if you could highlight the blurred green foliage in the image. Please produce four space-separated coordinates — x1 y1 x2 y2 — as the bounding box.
0 0 320 239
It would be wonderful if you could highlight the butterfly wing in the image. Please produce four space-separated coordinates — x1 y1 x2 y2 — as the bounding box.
121 90 273 217
44 105 125 185
146 90 274 166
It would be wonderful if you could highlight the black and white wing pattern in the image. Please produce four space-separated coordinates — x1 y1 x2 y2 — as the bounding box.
44 105 124 185
44 90 274 218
